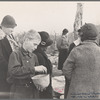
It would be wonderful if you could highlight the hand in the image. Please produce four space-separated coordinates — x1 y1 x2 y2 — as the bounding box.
34 65 47 74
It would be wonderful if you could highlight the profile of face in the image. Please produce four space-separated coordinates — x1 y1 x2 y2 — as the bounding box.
23 39 40 53
2 26 14 36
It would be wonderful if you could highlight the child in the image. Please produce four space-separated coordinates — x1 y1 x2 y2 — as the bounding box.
7 29 47 99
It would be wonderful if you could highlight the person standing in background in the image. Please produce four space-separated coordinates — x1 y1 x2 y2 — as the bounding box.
57 28 69 70
0 15 18 98
34 31 53 99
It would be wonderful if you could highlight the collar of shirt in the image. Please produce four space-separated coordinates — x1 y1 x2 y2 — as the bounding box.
74 37 81 46
21 47 32 58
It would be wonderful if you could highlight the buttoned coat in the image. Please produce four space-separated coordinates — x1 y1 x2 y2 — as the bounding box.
7 48 39 98
63 40 100 99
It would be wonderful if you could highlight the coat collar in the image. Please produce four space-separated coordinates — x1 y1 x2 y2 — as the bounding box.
21 47 32 58
80 40 98 45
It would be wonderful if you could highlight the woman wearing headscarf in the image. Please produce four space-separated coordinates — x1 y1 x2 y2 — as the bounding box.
33 31 53 99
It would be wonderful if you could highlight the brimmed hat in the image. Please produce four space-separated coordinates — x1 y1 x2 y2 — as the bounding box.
1 15 17 28
38 31 53 47
80 23 99 40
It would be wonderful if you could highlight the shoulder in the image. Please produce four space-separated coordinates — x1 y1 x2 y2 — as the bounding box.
35 52 44 59
32 53 38 59
0 29 5 40
69 44 82 56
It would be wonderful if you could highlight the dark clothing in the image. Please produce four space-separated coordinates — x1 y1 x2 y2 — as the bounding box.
0 37 12 98
7 47 39 98
58 49 68 70
34 47 53 99
68 43 75 55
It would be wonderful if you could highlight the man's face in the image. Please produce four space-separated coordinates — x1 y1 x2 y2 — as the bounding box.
2 26 14 36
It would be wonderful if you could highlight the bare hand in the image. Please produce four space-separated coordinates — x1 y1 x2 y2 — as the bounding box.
34 65 47 74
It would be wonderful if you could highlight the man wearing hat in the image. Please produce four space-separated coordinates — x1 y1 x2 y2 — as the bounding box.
0 15 17 98
33 31 53 99
63 23 100 99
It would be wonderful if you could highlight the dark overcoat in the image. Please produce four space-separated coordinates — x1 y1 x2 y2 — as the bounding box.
34 47 53 99
0 36 12 98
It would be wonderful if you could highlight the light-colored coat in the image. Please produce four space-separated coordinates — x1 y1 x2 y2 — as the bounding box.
63 40 100 99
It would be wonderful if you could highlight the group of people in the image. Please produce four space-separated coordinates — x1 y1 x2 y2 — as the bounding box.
57 23 100 99
0 15 53 99
1 14 100 99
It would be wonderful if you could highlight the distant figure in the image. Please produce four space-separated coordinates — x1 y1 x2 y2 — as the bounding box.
57 28 69 70
68 29 82 54
7 30 47 99
0 15 17 98
63 23 100 99
34 31 53 99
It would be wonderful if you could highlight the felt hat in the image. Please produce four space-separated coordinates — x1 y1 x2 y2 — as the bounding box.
80 23 99 40
38 31 53 47
1 15 17 28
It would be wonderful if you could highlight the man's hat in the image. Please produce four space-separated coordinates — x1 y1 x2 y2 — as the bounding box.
1 15 17 28
80 23 99 40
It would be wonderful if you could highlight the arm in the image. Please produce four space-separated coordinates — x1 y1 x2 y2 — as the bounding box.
56 37 62 51
0 42 8 72
8 52 35 79
68 43 75 55
62 49 76 80
35 53 52 74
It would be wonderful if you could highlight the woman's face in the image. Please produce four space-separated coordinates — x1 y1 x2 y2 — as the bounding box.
2 26 14 36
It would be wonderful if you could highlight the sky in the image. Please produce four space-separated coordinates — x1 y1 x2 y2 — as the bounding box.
0 1 100 35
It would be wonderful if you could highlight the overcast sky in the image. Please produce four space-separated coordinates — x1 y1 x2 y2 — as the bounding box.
0 1 100 35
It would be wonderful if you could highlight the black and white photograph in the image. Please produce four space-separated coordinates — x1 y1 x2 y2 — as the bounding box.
0 1 100 99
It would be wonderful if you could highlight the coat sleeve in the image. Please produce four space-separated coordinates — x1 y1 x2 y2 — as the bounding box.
62 49 76 80
8 52 35 79
56 37 62 51
0 41 8 71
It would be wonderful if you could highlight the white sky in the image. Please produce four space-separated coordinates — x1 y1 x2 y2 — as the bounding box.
0 1 100 35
